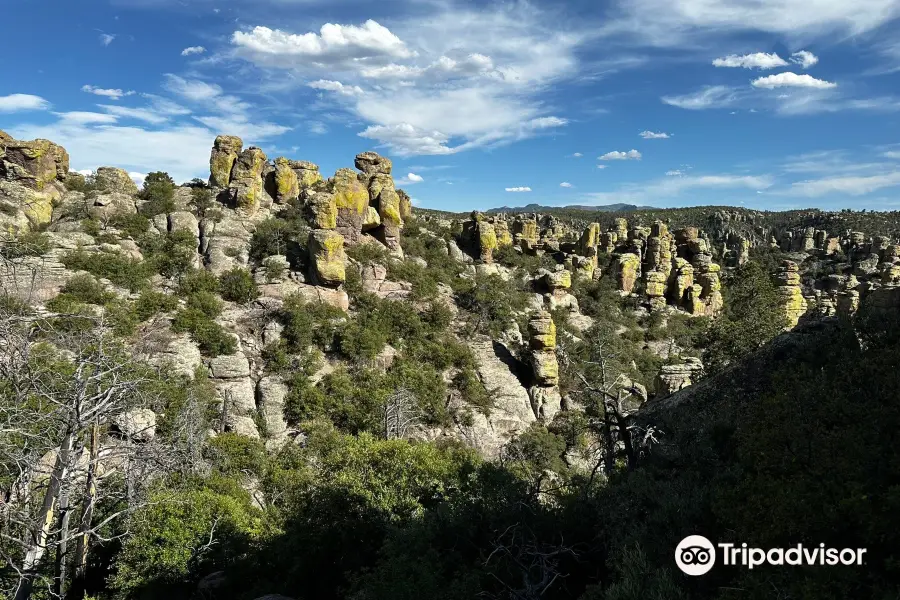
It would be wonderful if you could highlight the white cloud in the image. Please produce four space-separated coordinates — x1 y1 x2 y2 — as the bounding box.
54 111 120 125
602 0 900 46
181 46 206 56
230 8 578 156
162 74 223 101
790 50 819 68
560 182 573 188
99 33 116 46
640 130 670 139
666 170 684 176
505 187 532 192
129 172 147 186
143 94 192 116
599 149 642 160
596 165 608 169
581 173 773 205
885 150 900 159
662 85 737 109
397 172 424 185
308 121 328 135
8 119 214 183
789 172 900 196
713 52 788 69
308 79 364 97
0 94 50 113
572 152 583 157
98 104 170 125
752 72 836 89
81 85 135 100
231 21 414 67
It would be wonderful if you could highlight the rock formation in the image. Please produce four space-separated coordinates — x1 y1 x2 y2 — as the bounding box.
526 311 561 421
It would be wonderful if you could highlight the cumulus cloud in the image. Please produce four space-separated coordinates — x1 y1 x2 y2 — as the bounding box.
0 94 50 113
505 187 532 192
308 80 364 96
181 46 206 56
560 182 573 188
713 52 788 69
129 172 147 186
571 152 583 157
640 130 670 139
397 172 424 185
231 21 414 68
308 121 328 135
662 86 737 109
599 149 642 160
81 85 135 100
885 150 900 159
752 72 836 89
666 169 684 176
790 50 819 68
229 8 576 156
99 33 116 46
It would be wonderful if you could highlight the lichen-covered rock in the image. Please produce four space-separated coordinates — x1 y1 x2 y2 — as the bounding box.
530 349 559 386
88 192 138 221
208 353 251 379
0 136 69 190
257 375 288 441
272 157 299 203
613 218 629 240
362 206 381 231
209 135 243 188
512 217 539 252
308 229 346 287
655 357 703 398
645 270 667 298
528 311 557 351
355 151 392 175
397 189 412 221
529 386 561 421
0 180 59 230
94 167 139 196
577 223 600 257
283 159 320 191
476 221 498 263
542 269 571 292
331 168 369 243
774 260 808 328
306 190 337 230
615 253 641 293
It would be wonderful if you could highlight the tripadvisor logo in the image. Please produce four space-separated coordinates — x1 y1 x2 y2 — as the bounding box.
675 535 867 576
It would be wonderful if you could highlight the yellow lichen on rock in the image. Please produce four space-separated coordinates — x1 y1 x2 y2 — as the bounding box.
309 229 347 287
209 135 243 188
615 253 641 293
273 157 299 203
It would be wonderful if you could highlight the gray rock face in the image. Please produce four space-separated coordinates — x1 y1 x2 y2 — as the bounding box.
208 353 251 379
459 337 536 459
655 357 703 399
111 408 157 442
257 375 288 441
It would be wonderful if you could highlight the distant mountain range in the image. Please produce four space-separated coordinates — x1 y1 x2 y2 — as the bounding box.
485 203 653 214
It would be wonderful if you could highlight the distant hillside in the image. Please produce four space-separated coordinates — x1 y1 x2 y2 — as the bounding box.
486 202 650 214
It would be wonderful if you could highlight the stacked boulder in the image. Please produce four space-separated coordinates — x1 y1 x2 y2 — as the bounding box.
461 212 499 263
356 152 405 255
526 311 561 421
774 260 808 328
573 222 601 279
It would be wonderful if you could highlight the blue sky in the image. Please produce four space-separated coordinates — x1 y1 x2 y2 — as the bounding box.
3 0 900 212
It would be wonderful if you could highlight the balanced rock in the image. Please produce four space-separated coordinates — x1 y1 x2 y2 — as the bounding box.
94 167 138 196
272 157 299 204
331 168 369 244
209 135 243 188
355 151 392 175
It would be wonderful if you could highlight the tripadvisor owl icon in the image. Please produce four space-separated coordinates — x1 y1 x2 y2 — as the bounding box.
675 535 716 576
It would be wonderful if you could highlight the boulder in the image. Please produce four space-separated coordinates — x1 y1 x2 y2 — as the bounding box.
209 135 243 188
355 151 392 175
655 357 703 398
615 253 641 293
0 136 69 190
208 353 251 379
272 157 299 203
94 167 139 196
111 408 157 442
308 229 347 287
331 168 369 243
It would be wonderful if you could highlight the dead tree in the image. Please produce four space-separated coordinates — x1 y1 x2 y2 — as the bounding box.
382 388 421 440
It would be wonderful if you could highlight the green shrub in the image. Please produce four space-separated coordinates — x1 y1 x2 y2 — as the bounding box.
178 268 220 297
139 171 176 216
109 212 151 240
142 229 198 278
0 231 50 259
280 295 346 353
60 250 154 292
206 433 269 478
172 308 236 357
134 290 178 321
56 273 113 305
219 268 259 303
263 256 286 282
185 291 223 319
